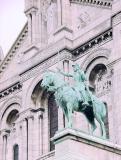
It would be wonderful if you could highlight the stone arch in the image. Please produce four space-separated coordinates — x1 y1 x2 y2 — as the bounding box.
86 57 108 80
31 80 58 152
81 48 110 71
24 74 44 108
26 73 58 153
81 48 111 93
0 96 21 121
0 98 21 129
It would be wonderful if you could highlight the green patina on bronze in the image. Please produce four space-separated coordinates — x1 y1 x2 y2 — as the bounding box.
41 64 107 139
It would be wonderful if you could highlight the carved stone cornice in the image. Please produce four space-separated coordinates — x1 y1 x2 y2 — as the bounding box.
72 28 112 57
0 23 28 76
20 50 72 82
70 0 112 9
0 82 22 100
112 12 121 26
19 28 112 82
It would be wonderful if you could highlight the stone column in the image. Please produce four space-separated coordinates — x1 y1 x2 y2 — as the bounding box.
33 111 44 159
19 124 23 160
27 14 32 44
58 107 65 130
61 0 71 27
0 134 3 160
63 60 70 128
57 0 62 27
38 13 42 46
33 114 39 158
38 113 44 156
32 11 37 44
21 119 28 160
3 136 7 160
42 102 49 154
63 60 69 82
41 17 47 45
1 130 9 160
27 115 34 160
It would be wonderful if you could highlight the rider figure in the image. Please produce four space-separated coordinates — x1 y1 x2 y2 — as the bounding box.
58 63 91 107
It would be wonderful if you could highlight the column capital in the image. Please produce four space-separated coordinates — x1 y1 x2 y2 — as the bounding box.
27 115 34 120
0 129 10 137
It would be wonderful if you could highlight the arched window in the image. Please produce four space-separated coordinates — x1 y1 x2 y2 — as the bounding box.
48 94 58 151
6 110 19 127
13 144 19 160
89 64 107 94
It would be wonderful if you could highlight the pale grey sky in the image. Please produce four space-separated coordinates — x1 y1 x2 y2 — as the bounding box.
0 0 27 56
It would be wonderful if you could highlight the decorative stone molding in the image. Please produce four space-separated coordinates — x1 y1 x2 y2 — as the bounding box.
0 23 28 76
0 82 22 100
70 0 112 9
26 115 34 120
37 151 55 160
112 12 121 26
81 48 110 70
41 0 52 21
0 46 4 64
0 129 10 136
95 76 112 96
0 103 20 130
18 29 112 83
18 45 39 63
72 28 112 57
25 6 38 15
20 50 72 82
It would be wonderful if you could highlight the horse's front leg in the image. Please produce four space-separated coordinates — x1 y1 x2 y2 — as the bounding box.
67 103 73 128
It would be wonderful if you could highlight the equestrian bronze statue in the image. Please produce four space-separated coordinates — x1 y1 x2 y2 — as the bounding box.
41 64 107 139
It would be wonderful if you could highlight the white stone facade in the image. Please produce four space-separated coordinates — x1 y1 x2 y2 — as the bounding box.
0 0 121 159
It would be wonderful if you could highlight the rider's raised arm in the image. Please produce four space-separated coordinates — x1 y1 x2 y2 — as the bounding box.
57 68 73 77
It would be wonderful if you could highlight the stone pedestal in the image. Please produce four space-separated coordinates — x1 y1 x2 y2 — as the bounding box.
53 128 121 160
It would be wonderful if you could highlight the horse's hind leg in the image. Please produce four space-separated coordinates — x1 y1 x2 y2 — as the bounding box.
90 121 97 135
95 114 106 139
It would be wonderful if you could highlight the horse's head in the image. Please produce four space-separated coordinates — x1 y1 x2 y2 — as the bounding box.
41 72 55 90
